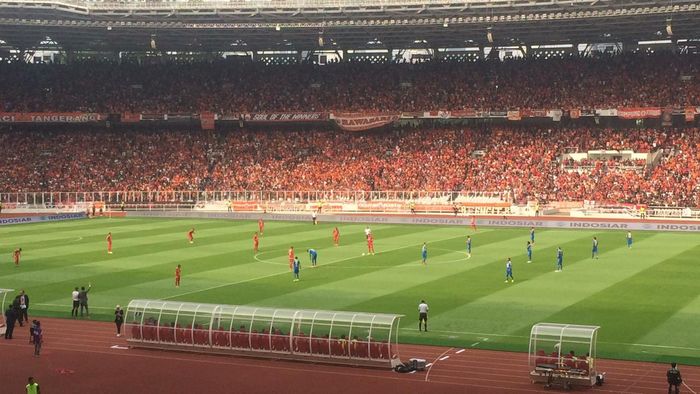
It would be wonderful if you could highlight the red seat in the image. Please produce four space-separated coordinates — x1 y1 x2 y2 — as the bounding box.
181 328 192 344
218 328 230 347
194 329 209 346
369 342 381 359
131 324 141 340
330 339 344 356
294 334 309 353
379 342 390 359
356 341 369 358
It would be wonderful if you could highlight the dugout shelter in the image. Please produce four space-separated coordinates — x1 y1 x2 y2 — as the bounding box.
125 299 403 368
529 323 601 389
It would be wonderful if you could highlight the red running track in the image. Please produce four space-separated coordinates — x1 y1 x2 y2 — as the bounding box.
1 317 698 394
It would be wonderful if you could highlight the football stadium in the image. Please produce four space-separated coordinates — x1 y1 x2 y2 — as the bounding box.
1 0 700 393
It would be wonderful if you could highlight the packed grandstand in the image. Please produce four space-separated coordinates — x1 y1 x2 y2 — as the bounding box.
0 126 699 207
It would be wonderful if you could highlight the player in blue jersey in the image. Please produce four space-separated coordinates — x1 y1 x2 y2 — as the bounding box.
292 256 301 282
592 237 599 259
530 227 535 245
626 231 633 249
307 248 318 268
421 243 428 265
505 258 514 283
555 247 563 272
527 241 533 263
466 236 472 259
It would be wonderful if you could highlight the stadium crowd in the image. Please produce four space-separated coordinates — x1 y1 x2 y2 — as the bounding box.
0 53 699 113
0 127 698 207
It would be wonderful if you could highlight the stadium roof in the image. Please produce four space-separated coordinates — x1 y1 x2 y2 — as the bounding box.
0 0 698 52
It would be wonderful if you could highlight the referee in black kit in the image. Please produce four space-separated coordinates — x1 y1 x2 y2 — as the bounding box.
418 300 429 332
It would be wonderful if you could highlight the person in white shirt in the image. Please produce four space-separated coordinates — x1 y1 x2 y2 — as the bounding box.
71 287 80 318
364 226 372 239
418 300 429 332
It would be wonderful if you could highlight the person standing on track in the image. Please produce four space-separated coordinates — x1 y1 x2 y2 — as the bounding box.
114 305 124 337
32 321 42 356
13 248 22 267
253 232 259 253
667 362 682 394
106 232 113 254
71 287 80 317
18 290 29 325
471 216 477 232
4 306 16 339
187 228 195 244
312 211 317 225
418 300 429 332
333 227 340 246
25 377 40 394
258 218 264 235
175 264 182 288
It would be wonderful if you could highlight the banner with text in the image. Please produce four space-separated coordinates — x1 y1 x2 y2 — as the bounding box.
331 113 400 132
0 113 104 123
617 107 662 119
243 113 327 123
0 212 87 226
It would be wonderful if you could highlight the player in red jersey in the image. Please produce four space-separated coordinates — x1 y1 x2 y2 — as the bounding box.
258 218 264 235
253 232 259 253
175 264 182 288
187 228 195 244
13 248 22 267
288 246 295 271
332 227 340 247
470 216 478 232
367 234 375 255
106 232 113 254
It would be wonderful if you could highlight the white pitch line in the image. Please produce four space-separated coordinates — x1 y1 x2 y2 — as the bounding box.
163 233 467 300
439 355 450 361
110 345 128 350
470 342 480 347
456 349 465 353
425 363 433 367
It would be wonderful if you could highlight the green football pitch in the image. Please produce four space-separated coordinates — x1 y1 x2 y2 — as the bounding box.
2 217 699 365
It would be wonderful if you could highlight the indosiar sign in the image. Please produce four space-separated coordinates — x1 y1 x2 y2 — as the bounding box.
0 212 87 226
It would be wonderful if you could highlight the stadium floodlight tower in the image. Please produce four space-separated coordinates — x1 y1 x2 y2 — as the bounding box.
125 299 404 368
0 288 15 335
528 323 602 389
